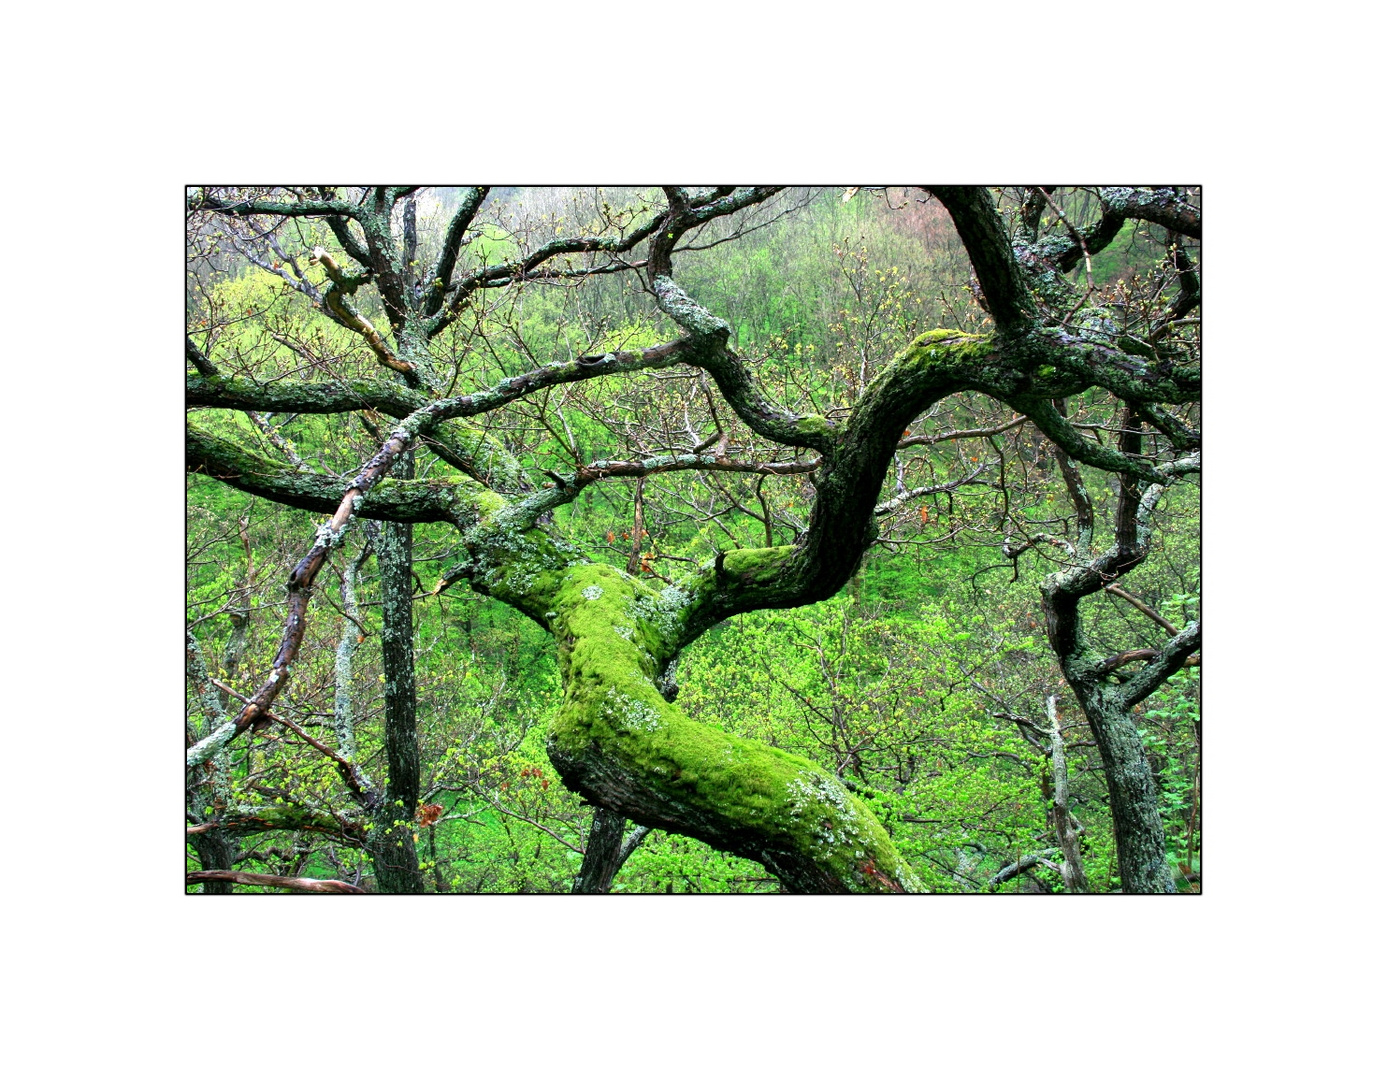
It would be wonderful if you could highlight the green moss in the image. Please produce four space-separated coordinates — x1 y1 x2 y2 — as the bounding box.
721 545 795 587
794 414 834 437
542 559 922 892
452 499 923 891
899 328 994 364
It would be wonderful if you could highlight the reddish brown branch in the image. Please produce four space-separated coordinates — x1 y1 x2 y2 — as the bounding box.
186 870 366 894
1104 584 1180 635
1095 648 1201 675
230 427 414 740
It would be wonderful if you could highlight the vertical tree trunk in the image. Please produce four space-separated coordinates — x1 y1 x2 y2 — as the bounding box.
368 487 426 893
187 629 243 893
571 810 652 893
573 807 628 893
1084 690 1175 893
187 829 238 894
1040 418 1186 894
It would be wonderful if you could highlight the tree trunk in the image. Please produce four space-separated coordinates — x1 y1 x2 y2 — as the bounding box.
573 807 627 893
187 830 238 895
572 808 651 893
1040 428 1189 894
1084 689 1175 893
368 512 426 893
187 629 241 893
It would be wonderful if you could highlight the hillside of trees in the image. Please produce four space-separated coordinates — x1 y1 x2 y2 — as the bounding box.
186 185 1200 894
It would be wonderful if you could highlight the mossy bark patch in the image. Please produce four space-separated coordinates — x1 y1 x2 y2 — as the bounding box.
542 562 922 892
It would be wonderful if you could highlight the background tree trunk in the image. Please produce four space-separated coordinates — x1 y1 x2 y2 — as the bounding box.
1045 695 1090 893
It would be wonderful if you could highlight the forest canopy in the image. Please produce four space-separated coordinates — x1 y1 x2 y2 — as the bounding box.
185 185 1200 894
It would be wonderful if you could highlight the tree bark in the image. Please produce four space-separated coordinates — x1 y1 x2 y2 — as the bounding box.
186 630 240 893
1046 695 1090 893
1041 431 1195 894
572 808 652 893
573 807 627 893
367 474 426 893
1081 690 1175 893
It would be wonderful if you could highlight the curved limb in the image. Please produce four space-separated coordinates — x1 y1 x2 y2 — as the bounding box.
527 562 922 893
1048 187 1202 274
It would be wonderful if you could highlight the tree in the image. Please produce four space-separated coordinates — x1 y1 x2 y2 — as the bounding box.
1035 415 1200 892
186 185 1199 893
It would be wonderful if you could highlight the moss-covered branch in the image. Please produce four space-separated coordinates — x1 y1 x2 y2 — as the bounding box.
186 424 478 524
187 805 364 842
531 561 921 892
187 372 425 416
674 331 1000 633
431 489 922 892
187 373 527 492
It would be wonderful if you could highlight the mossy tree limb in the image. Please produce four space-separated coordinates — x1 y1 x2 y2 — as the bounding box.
445 511 922 892
536 564 922 893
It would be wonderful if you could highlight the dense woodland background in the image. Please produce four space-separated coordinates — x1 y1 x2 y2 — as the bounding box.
186 186 1200 894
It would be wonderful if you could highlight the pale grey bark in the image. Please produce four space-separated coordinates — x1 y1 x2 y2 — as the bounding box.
333 536 373 763
1046 695 1089 894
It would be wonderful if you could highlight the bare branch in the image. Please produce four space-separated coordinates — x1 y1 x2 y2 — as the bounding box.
186 870 366 894
1105 583 1179 635
897 414 1026 449
1119 621 1201 708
